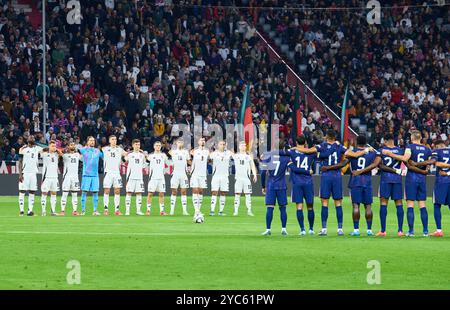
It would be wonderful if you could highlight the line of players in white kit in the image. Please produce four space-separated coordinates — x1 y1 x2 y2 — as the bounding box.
17 135 258 217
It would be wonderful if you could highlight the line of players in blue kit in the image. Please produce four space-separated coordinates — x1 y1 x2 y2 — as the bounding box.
260 129 450 237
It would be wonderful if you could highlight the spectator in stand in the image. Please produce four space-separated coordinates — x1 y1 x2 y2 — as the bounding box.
6 148 19 162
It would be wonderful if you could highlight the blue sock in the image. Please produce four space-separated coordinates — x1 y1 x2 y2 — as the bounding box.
93 193 99 212
321 206 328 228
420 207 428 234
307 209 314 231
81 192 87 212
336 206 343 229
380 205 387 232
296 209 305 231
396 205 404 232
279 206 287 228
353 221 359 229
407 208 414 233
367 220 372 230
266 207 274 229
434 203 442 230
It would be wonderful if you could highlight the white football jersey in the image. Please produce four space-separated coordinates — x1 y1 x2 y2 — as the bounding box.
171 149 190 176
103 146 123 173
148 152 168 180
210 150 233 177
191 148 209 177
233 153 253 180
126 152 146 180
19 145 42 174
42 152 59 178
62 153 81 177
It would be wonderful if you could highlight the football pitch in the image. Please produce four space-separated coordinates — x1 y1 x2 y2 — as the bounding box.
0 196 449 290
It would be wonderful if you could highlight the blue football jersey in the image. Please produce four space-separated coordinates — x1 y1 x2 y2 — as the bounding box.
260 151 291 190
379 146 404 184
432 148 450 184
80 147 103 177
405 144 432 183
316 142 347 177
288 149 315 185
348 148 379 188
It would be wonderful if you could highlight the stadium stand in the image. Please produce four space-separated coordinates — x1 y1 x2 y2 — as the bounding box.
0 0 448 163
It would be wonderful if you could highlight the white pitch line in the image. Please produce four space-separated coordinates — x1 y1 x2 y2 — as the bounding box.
0 231 255 237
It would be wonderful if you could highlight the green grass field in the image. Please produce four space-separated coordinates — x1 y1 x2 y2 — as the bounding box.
0 195 449 290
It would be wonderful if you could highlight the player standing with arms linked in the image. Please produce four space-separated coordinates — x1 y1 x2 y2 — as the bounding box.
80 136 104 216
61 142 81 216
40 141 63 216
232 141 257 217
431 140 450 237
288 136 317 235
346 135 381 236
377 134 405 237
261 140 291 236
18 136 42 216
190 137 209 215
124 139 146 216
146 141 169 216
169 139 191 216
382 130 435 236
209 140 233 216
298 130 366 236
102 135 127 215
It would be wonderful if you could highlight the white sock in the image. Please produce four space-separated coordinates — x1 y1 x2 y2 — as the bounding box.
114 194 120 211
41 195 47 214
61 192 69 212
170 195 176 215
181 195 187 214
192 193 199 213
104 193 109 209
159 203 165 213
234 194 240 214
245 194 252 212
125 194 131 214
219 195 226 212
50 195 57 213
199 194 203 208
71 192 78 211
28 193 35 212
146 202 152 211
19 192 25 212
136 195 142 213
210 195 217 212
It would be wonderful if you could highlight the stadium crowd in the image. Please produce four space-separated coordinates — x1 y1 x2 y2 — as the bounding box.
0 0 448 164
262 0 449 147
